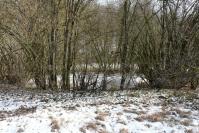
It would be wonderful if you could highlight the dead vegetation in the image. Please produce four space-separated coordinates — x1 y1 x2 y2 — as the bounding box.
17 128 24 133
95 115 106 121
123 108 146 115
145 124 152 128
185 129 193 133
175 109 192 118
95 112 109 121
180 119 193 126
50 119 60 132
123 109 138 114
135 112 166 122
134 108 193 123
85 122 97 130
117 112 123 116
120 128 129 133
80 121 107 133
0 106 37 121
79 127 86 133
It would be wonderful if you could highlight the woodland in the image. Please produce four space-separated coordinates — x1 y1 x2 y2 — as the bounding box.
0 0 199 133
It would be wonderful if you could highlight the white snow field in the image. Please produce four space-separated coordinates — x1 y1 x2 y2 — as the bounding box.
0 89 198 133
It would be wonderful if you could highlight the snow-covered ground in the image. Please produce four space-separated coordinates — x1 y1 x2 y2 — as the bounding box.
0 88 198 133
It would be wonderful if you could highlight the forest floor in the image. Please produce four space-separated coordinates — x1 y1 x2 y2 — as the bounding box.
0 85 199 133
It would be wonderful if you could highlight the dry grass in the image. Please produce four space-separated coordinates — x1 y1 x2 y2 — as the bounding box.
86 122 97 130
162 107 192 119
123 109 134 113
122 104 130 107
95 115 106 121
135 112 166 122
120 128 129 133
95 112 109 121
117 112 123 116
95 121 105 128
0 106 37 120
145 114 163 122
123 109 139 114
79 127 86 133
174 109 191 118
161 106 167 112
50 119 60 132
117 118 127 125
81 121 107 133
145 124 152 128
180 119 193 126
135 117 144 122
68 106 77 110
98 129 109 133
49 116 53 119
17 128 24 133
185 129 193 133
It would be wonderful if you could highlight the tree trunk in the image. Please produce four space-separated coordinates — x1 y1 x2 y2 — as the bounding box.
120 0 129 90
48 0 58 90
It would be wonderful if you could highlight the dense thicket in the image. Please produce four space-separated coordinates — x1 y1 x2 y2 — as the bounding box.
0 0 198 91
